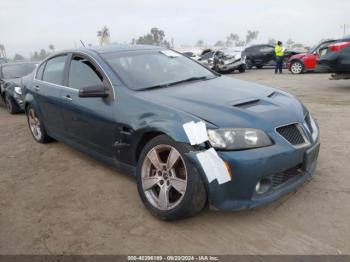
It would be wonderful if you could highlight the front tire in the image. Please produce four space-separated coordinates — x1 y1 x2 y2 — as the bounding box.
26 105 52 143
290 61 304 74
5 94 20 114
245 59 253 69
136 135 207 220
238 66 246 73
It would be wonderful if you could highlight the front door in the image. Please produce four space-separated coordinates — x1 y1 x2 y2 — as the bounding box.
60 55 116 156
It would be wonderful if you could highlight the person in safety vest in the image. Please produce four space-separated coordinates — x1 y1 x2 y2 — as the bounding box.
275 41 284 74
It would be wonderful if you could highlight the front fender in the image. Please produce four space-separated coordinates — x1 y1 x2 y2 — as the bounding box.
142 119 190 143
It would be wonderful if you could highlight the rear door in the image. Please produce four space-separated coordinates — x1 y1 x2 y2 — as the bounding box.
259 45 275 65
60 54 116 156
33 55 68 135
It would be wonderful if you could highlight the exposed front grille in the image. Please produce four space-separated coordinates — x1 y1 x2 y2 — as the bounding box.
271 167 303 188
276 124 305 145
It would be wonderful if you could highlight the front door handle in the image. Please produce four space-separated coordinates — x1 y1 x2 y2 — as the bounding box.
62 94 73 101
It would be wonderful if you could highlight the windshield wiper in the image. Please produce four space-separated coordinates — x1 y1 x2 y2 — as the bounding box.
139 76 214 91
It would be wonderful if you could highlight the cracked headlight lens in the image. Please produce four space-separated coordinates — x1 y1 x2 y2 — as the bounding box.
207 128 273 150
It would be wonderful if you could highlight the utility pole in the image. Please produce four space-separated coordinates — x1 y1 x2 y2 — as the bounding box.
340 24 350 37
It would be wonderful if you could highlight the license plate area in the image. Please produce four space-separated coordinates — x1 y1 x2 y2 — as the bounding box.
302 143 320 171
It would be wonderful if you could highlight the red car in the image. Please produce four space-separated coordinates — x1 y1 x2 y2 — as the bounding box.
288 40 336 74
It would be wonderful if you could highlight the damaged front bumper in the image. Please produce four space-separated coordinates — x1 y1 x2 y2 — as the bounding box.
186 141 319 211
218 59 246 72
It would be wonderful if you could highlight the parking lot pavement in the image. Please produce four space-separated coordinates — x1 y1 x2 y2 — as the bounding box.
0 69 349 255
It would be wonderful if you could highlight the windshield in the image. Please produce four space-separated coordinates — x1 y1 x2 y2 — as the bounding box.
1 63 36 79
101 49 215 90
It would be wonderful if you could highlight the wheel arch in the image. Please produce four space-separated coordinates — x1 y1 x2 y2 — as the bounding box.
24 94 42 117
134 130 167 162
290 58 305 67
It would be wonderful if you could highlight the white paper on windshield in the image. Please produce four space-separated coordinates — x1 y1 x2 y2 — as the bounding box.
183 121 208 145
160 50 181 58
196 148 231 184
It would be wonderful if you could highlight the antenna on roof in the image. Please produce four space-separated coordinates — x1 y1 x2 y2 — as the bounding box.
80 40 86 48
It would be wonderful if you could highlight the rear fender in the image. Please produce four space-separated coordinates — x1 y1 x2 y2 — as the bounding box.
24 93 42 118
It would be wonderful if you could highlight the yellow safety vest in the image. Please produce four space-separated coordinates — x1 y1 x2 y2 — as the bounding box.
275 45 284 57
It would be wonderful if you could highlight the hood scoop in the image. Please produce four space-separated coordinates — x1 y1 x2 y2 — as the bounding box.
232 98 260 108
232 96 279 113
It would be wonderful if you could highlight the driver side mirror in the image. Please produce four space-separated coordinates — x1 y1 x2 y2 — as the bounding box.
79 84 108 98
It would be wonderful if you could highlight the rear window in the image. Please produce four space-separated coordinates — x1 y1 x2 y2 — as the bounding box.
36 62 45 80
42 55 67 85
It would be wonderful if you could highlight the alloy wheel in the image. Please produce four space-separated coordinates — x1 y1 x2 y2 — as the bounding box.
141 144 187 211
291 62 303 74
28 108 42 140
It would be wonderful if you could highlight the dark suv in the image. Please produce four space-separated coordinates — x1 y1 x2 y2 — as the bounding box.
242 44 300 69
242 45 276 69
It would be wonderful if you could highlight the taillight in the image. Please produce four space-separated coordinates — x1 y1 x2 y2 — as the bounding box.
328 41 350 52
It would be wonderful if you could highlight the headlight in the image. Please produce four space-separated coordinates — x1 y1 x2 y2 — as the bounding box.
14 86 22 95
207 128 273 150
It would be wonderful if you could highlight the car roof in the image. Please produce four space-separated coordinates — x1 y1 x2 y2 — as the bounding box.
61 44 164 56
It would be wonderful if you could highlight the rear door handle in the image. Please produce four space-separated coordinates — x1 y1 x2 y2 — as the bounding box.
62 94 73 101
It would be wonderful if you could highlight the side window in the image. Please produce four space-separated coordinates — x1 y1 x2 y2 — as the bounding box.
68 57 103 89
259 46 274 53
36 62 46 80
42 55 67 85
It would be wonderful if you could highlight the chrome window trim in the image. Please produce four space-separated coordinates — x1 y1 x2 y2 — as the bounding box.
33 51 116 100
274 122 311 148
33 79 79 92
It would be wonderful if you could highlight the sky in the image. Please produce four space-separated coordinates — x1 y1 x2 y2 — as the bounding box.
0 0 349 57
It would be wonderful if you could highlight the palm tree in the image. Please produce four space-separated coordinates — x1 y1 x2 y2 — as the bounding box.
48 44 55 53
97 26 110 46
0 44 6 58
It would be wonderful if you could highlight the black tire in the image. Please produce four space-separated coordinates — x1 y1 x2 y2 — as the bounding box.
136 135 207 220
238 66 246 73
256 65 263 69
290 61 304 74
245 59 253 69
26 104 52 143
5 94 21 114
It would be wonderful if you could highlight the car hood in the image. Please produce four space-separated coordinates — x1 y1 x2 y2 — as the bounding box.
136 76 307 131
290 53 311 60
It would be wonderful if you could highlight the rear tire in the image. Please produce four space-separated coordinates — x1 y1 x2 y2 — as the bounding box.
26 105 52 143
5 94 20 114
136 135 207 220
